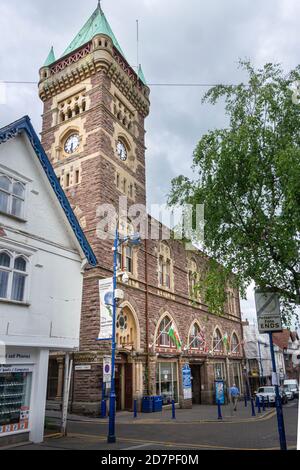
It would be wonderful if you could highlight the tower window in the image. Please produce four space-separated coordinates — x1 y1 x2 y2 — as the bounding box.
75 170 80 184
65 174 70 187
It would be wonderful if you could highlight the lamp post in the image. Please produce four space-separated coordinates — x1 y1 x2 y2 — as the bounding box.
107 227 141 444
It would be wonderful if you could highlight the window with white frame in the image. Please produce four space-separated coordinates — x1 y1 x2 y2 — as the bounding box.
0 173 25 219
0 251 28 302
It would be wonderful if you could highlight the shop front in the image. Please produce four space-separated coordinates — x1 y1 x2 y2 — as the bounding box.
0 346 49 444
156 361 179 405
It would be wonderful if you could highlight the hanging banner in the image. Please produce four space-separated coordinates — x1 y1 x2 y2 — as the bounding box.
98 278 114 340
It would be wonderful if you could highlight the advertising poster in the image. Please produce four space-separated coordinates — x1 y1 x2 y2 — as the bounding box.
98 278 114 340
182 364 192 400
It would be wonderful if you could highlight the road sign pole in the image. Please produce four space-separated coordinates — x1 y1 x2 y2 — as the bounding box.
269 332 287 451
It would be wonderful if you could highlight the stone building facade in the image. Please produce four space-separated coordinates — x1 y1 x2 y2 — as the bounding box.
38 4 245 414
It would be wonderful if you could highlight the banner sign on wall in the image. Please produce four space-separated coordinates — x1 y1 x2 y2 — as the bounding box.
98 278 114 341
215 380 225 405
182 364 192 400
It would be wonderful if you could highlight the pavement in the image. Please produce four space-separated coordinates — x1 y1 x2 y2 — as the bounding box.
2 400 298 451
45 401 276 424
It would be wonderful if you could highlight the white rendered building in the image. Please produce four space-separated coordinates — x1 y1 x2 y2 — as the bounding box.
0 116 96 443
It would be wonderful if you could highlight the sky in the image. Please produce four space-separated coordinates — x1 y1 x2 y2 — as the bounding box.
1 0 300 323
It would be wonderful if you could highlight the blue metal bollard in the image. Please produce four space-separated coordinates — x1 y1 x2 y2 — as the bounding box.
257 397 261 414
172 400 176 419
262 396 265 412
133 399 138 419
101 399 107 419
251 398 256 417
217 399 222 420
244 395 247 407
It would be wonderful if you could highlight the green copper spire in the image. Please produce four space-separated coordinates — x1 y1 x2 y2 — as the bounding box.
138 65 147 85
62 3 125 58
44 46 56 67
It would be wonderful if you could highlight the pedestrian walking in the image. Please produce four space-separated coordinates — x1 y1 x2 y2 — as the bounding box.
229 384 240 411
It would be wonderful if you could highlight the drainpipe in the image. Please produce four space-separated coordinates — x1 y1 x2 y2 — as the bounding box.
144 238 150 395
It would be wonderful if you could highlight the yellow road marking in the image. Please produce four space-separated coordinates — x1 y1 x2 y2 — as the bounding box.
57 432 295 451
60 409 276 426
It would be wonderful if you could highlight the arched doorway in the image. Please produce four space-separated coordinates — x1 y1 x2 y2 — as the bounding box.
115 304 140 411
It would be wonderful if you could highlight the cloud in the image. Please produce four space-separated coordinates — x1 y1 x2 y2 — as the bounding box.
1 0 300 314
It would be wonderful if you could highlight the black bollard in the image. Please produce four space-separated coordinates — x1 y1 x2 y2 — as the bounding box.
244 395 247 407
262 396 265 412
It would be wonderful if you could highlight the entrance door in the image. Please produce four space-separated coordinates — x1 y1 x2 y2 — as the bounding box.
191 365 202 404
124 363 133 410
115 365 122 411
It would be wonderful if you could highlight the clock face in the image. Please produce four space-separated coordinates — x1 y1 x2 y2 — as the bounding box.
64 134 80 154
116 141 127 161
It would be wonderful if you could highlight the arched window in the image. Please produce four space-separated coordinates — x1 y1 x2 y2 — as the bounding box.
116 219 135 275
189 323 206 350
231 333 240 354
0 252 28 302
187 257 200 299
157 316 175 348
158 243 173 290
213 328 224 353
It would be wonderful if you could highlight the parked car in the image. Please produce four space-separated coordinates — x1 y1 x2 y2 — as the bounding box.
255 386 288 405
283 385 294 400
284 380 299 398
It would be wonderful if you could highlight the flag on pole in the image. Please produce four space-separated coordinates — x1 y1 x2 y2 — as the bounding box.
168 323 182 350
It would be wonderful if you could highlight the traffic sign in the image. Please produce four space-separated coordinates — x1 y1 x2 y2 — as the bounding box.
255 290 282 333
103 356 112 383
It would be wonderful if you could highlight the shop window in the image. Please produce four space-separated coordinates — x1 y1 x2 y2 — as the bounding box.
0 173 25 219
213 329 224 353
0 251 28 302
156 362 178 405
214 362 226 381
0 370 32 434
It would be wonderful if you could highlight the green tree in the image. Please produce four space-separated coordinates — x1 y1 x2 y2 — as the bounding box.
169 61 300 324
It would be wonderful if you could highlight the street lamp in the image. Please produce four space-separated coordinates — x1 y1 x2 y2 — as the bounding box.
107 227 141 444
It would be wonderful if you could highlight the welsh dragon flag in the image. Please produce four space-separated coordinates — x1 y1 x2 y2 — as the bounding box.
168 324 182 350
223 333 230 351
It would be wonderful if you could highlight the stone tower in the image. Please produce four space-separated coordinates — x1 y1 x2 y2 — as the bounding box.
38 4 151 414
39 2 150 266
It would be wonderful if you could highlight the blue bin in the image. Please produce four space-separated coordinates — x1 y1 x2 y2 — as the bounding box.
142 396 153 413
152 396 163 412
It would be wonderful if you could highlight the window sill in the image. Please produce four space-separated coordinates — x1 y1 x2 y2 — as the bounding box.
0 210 27 223
0 298 30 307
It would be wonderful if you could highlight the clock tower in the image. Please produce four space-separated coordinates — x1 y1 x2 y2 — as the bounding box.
38 2 150 265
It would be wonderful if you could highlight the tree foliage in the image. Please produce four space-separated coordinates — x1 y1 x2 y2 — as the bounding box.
169 61 300 324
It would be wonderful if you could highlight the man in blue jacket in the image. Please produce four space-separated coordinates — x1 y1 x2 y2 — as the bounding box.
229 384 240 411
